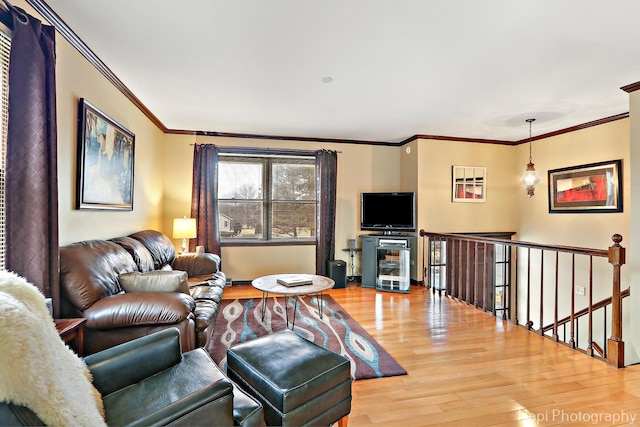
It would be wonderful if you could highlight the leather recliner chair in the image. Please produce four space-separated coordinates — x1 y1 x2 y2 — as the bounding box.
0 328 265 426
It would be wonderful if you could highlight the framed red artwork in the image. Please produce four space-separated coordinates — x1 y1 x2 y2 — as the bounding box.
548 160 622 213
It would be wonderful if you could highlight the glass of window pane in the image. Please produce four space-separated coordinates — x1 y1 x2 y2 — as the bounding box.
271 202 316 239
272 163 315 200
218 162 263 199
218 201 263 239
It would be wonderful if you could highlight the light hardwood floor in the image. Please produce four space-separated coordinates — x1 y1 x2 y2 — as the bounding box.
222 282 640 426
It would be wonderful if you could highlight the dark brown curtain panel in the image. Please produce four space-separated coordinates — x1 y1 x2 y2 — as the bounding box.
315 149 337 276
191 144 221 256
5 7 59 310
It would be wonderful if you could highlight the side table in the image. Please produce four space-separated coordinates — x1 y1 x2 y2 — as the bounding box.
341 248 361 281
55 318 86 356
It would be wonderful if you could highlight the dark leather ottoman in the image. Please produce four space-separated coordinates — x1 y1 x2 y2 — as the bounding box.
226 330 352 426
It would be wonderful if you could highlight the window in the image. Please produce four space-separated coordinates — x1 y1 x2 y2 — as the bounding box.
0 29 10 269
218 154 316 243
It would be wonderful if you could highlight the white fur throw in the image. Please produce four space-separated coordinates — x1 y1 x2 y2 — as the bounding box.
0 270 106 426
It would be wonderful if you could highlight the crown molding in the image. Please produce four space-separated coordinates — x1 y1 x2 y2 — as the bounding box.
168 129 398 146
401 134 513 146
26 0 167 132
512 112 629 145
25 0 633 148
399 113 629 146
621 81 640 93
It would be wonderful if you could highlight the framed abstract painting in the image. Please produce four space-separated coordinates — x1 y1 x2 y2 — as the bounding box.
548 160 622 213
76 98 135 210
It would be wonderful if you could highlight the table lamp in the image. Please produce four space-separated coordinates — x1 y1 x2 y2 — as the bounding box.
173 217 197 254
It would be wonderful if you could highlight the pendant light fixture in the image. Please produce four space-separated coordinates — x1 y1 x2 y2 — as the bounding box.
520 118 541 197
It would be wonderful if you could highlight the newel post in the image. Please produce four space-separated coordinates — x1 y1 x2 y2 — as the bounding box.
607 234 625 368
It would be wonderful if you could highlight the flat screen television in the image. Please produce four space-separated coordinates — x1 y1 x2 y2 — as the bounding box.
360 192 416 234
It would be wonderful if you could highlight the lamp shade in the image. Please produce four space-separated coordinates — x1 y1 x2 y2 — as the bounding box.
520 163 541 187
520 162 541 197
173 217 197 239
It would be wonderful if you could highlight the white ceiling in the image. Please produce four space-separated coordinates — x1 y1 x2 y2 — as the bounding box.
43 0 640 143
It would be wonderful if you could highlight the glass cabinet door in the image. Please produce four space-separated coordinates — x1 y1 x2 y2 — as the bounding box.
376 246 410 293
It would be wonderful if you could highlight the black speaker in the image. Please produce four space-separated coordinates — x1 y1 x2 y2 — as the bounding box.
328 260 347 289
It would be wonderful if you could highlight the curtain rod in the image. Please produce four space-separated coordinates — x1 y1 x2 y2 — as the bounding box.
2 0 26 26
0 0 13 29
188 144 341 154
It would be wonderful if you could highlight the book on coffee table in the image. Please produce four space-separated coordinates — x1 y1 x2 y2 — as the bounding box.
277 275 313 287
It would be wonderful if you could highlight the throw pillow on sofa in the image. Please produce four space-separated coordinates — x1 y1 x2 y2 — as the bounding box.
119 270 189 294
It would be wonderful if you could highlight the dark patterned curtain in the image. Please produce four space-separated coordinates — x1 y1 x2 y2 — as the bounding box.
5 5 59 310
191 144 221 256
315 149 337 276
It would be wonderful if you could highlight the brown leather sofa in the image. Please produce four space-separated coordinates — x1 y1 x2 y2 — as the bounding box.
59 230 226 355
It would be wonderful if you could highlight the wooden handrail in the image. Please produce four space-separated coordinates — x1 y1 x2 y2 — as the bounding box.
541 287 630 333
420 231 608 258
420 230 626 368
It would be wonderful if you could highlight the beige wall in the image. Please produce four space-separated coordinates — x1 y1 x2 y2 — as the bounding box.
399 140 420 280
515 119 630 249
628 91 640 364
411 138 517 282
400 140 419 195
19 0 167 246
162 134 402 281
416 138 518 233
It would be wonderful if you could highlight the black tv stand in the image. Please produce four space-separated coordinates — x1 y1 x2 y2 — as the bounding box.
360 234 416 291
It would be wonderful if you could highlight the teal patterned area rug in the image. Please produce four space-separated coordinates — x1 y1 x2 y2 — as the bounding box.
209 295 407 380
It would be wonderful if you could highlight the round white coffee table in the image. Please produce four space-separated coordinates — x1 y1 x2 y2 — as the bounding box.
251 274 335 329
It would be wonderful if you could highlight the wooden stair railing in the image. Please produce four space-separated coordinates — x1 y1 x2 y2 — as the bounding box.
420 230 627 368
540 287 630 358
541 287 630 333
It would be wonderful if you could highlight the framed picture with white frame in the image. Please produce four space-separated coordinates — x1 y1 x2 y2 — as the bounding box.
452 166 486 203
